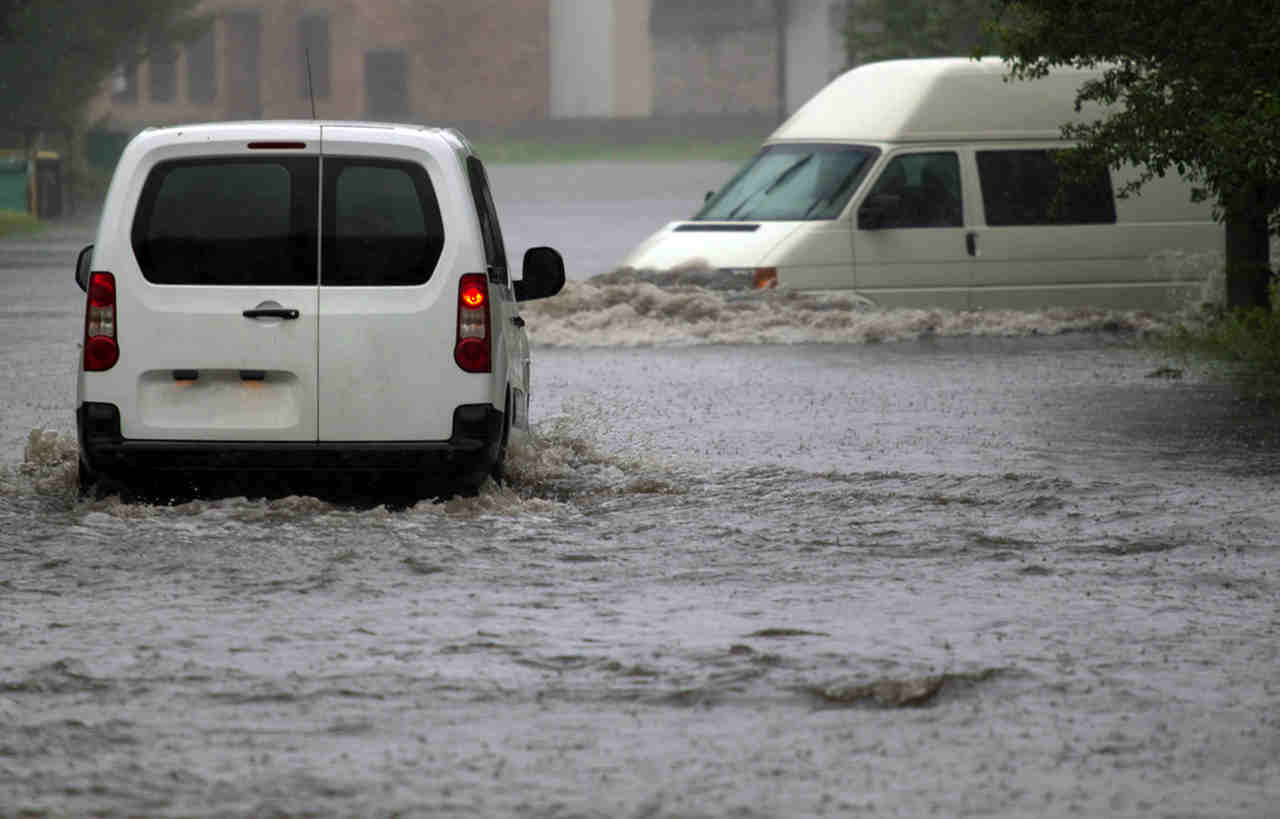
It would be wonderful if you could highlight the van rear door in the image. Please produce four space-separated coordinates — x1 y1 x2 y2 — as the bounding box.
316 127 462 442
120 133 321 442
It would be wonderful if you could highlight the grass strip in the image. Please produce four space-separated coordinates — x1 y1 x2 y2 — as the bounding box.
1158 283 1280 398
470 137 761 164
0 209 44 237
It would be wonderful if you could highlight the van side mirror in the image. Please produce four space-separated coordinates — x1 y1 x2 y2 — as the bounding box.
704 190 715 203
514 246 565 302
857 194 899 230
74 244 93 291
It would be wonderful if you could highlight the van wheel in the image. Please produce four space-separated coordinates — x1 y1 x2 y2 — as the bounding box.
76 458 97 499
77 458 128 501
490 390 512 486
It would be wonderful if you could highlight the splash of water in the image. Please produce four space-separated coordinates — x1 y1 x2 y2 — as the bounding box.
522 279 1176 348
0 428 79 497
4 403 678 520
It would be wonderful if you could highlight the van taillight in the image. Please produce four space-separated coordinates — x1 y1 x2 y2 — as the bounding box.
454 273 491 373
83 271 119 371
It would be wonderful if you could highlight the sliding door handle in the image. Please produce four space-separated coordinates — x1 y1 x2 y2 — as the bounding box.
965 232 977 257
244 308 300 320
244 300 300 320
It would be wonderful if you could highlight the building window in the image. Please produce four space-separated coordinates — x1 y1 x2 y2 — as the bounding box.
187 27 217 104
112 63 138 103
365 50 408 120
299 14 331 99
149 35 178 103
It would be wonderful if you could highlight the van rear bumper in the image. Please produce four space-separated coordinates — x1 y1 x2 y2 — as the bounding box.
77 402 503 476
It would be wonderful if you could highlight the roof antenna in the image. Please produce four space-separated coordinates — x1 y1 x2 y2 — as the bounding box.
305 48 317 120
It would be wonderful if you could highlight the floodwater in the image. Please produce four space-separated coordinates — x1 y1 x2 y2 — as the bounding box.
1 162 1278 818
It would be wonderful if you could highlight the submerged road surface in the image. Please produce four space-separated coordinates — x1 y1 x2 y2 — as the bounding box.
1 162 1278 818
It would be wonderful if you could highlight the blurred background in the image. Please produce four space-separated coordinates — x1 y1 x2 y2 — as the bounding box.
0 0 865 220
0 0 997 261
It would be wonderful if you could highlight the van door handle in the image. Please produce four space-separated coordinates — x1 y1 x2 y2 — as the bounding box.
243 308 300 320
965 232 977 257
511 316 526 328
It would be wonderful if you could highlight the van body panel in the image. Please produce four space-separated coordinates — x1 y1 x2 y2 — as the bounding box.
760 221 854 289
622 221 803 271
1112 167 1217 224
852 229 972 309
463 154 526 434
96 123 324 442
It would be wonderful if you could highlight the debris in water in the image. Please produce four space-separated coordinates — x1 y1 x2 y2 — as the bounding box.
744 628 831 638
803 669 1004 708
402 557 445 576
1146 366 1184 379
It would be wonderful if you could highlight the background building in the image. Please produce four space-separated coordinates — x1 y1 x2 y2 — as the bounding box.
82 0 851 169
89 0 553 128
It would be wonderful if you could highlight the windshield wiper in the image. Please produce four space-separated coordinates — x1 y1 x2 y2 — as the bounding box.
801 160 865 219
724 154 814 220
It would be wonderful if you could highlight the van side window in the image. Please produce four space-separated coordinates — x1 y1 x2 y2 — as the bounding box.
131 157 318 286
322 158 444 286
860 153 963 229
976 150 1116 226
466 156 509 285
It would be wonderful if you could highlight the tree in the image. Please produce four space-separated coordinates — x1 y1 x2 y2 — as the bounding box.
844 0 996 66
0 0 206 136
989 0 1280 310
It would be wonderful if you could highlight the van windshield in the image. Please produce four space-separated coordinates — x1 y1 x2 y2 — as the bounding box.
695 144 877 221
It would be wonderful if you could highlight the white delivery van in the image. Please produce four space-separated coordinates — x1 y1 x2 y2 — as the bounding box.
621 58 1221 310
74 121 564 499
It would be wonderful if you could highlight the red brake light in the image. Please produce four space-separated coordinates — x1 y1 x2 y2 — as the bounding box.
455 273 491 373
83 271 118 371
461 284 486 308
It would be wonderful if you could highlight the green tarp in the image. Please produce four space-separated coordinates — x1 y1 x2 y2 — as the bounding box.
0 158 27 212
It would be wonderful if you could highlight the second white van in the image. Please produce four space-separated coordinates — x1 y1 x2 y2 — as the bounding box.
621 58 1221 310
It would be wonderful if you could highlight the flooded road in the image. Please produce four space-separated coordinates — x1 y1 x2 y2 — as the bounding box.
2 162 1278 818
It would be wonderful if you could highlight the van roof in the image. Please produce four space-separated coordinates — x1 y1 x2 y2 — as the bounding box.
131 120 475 159
770 57 1106 144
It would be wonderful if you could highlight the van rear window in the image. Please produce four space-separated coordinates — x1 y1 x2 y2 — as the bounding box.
322 158 444 286
132 158 319 285
976 150 1116 227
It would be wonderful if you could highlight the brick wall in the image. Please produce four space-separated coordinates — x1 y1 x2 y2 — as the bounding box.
89 0 551 130
649 0 781 116
379 0 551 123
651 28 779 116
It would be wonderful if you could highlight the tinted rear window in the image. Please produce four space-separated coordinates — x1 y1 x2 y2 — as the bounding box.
132 157 318 285
321 158 444 286
976 150 1116 226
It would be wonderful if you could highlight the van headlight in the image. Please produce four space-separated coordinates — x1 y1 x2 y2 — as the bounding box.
716 267 777 290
